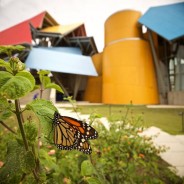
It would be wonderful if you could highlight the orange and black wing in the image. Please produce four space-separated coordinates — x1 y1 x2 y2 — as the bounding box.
53 112 78 150
74 136 92 154
60 116 98 140
53 111 97 154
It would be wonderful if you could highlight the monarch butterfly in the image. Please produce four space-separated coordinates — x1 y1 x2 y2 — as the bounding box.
52 111 98 154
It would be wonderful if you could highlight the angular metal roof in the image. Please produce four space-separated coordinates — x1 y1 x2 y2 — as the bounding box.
0 11 58 45
138 2 184 41
41 24 98 55
25 47 98 76
41 23 86 36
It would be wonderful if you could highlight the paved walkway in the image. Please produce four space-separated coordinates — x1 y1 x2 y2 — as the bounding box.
56 104 184 177
141 126 184 177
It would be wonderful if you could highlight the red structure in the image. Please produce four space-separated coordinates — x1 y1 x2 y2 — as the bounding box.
0 11 58 45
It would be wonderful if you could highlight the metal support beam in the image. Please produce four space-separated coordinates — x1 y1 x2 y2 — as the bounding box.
52 72 69 97
73 75 82 100
148 30 169 104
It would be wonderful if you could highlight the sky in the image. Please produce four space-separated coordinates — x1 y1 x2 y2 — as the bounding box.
0 0 183 52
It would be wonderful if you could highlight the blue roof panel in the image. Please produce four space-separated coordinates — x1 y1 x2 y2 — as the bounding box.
25 47 98 76
41 47 82 54
139 2 184 41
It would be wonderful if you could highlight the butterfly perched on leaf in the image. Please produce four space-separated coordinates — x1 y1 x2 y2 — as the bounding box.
52 111 98 154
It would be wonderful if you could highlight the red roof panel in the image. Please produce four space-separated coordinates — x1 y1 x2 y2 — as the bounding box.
0 12 46 45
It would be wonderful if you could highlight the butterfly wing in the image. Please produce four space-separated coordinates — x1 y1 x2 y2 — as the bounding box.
53 112 78 150
61 116 98 140
74 136 92 154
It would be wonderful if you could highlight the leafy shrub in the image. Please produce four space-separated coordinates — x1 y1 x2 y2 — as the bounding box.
0 46 61 183
90 113 182 184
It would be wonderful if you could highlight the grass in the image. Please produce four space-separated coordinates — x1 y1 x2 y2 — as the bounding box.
1 104 184 135
67 104 184 135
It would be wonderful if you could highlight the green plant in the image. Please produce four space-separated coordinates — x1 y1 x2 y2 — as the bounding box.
0 45 104 184
0 45 63 183
88 107 183 184
42 105 183 184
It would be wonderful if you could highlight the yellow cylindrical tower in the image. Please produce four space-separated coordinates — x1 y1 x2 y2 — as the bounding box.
105 10 142 46
102 39 159 104
83 53 102 103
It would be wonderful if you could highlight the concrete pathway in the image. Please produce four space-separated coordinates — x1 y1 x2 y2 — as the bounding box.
56 105 184 177
141 126 184 177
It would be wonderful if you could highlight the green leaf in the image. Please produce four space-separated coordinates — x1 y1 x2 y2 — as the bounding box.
20 151 36 174
45 83 64 93
86 177 102 184
0 71 13 88
42 76 51 88
0 95 14 121
0 110 13 121
39 149 58 169
16 71 35 88
37 70 63 93
26 99 57 118
81 160 95 176
0 59 12 72
23 121 38 144
0 71 35 99
38 70 51 87
37 70 50 76
0 140 36 183
25 99 57 136
0 96 11 111
13 45 25 51
0 140 29 184
32 85 40 91
0 45 25 56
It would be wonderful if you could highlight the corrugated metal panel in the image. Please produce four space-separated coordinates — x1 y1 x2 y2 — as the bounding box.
138 2 184 41
25 47 98 76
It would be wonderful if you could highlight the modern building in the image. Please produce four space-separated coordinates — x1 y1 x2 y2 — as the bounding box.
1 2 184 105
0 11 98 101
84 2 184 105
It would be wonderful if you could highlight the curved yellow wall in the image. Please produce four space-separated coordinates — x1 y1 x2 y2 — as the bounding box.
83 53 102 103
91 53 102 75
105 10 142 46
102 40 159 104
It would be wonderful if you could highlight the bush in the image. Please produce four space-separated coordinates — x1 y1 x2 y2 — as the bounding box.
90 114 182 184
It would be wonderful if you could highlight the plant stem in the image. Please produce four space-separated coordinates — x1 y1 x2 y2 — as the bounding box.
40 84 43 99
15 99 39 181
89 155 107 184
15 99 29 150
32 144 40 178
0 120 16 134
